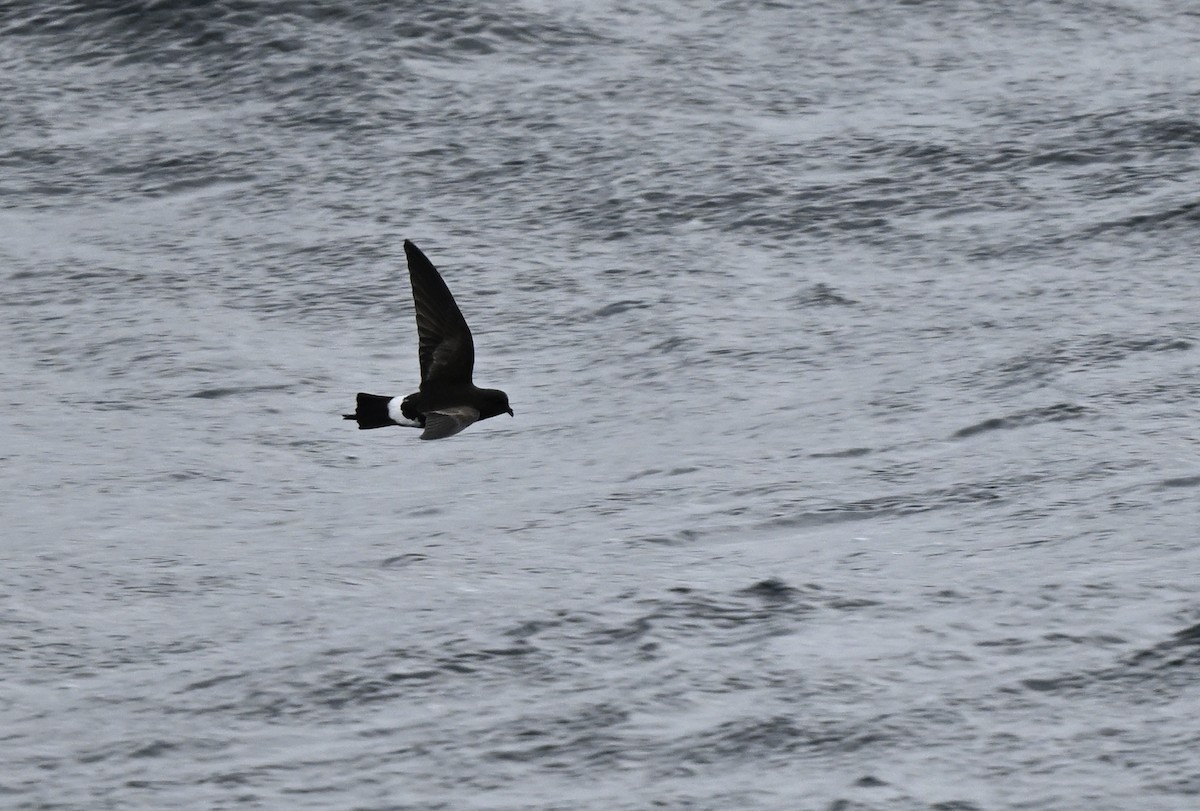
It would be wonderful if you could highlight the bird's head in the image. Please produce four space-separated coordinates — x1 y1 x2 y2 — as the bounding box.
480 388 514 420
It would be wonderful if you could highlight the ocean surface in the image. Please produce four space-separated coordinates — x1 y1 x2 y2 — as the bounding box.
3 1 1199 809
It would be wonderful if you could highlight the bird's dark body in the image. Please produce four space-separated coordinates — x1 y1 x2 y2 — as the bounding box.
400 386 512 422
342 240 512 440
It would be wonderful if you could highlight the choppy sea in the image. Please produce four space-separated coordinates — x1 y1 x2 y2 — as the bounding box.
3 2 1200 809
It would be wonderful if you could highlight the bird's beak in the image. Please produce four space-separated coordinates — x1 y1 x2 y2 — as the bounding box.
507 408 514 417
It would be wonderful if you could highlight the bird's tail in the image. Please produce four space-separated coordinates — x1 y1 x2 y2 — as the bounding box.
342 393 397 430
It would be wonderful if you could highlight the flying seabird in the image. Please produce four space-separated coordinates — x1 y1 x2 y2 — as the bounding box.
342 239 513 440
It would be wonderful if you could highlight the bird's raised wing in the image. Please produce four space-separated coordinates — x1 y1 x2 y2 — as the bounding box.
404 240 475 385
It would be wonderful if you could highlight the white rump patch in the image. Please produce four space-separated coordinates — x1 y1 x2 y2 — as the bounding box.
387 400 422 428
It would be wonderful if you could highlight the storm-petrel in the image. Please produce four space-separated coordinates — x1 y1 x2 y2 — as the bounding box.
342 240 513 440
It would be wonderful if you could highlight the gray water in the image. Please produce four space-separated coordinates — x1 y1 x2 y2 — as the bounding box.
3 2 1199 809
